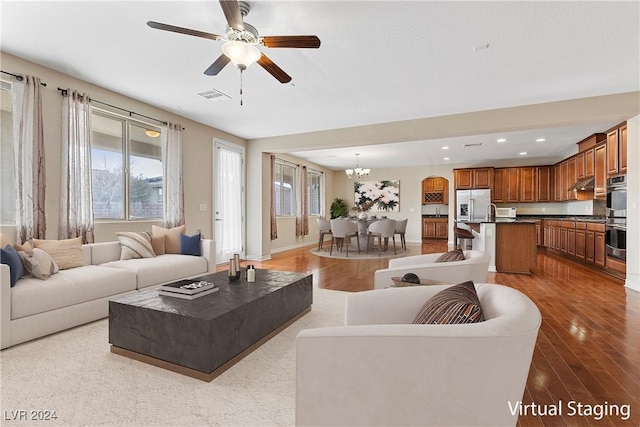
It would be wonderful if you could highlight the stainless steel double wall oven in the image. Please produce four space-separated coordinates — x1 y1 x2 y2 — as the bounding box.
606 175 626 261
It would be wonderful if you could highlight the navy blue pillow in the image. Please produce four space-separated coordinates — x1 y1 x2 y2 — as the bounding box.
180 233 201 256
1 245 23 287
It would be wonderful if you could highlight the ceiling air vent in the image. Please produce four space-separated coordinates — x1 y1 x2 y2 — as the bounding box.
464 143 483 148
197 89 231 102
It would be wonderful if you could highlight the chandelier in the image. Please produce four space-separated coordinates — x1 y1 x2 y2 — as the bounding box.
345 154 371 179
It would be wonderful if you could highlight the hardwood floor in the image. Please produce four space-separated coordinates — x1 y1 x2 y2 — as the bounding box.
223 241 639 426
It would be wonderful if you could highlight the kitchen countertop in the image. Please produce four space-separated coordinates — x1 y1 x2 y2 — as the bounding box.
422 215 449 218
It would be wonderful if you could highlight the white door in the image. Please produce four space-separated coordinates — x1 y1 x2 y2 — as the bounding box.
214 141 245 264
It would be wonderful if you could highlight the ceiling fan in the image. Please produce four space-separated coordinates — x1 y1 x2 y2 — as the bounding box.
146 0 320 84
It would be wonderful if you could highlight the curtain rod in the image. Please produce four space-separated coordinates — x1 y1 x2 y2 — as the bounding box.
1 70 47 86
275 158 300 168
308 167 324 174
57 87 180 128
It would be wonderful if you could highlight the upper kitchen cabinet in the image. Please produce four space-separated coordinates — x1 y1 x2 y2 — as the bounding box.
594 143 607 199
607 123 627 176
422 176 449 204
454 168 493 190
536 166 552 202
519 167 536 203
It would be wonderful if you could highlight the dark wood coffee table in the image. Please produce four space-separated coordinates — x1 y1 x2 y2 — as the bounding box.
109 269 312 381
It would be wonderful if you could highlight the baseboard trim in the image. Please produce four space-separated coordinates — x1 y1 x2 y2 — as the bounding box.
625 274 640 292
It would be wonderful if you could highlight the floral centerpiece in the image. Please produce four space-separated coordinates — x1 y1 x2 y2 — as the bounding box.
351 200 374 219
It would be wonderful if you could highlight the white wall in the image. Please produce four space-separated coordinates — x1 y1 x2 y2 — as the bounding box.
1 52 246 244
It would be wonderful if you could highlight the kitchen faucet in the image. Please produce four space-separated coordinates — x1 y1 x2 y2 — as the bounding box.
486 203 497 221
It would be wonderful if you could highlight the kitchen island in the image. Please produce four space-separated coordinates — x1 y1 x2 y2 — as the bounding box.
463 220 537 274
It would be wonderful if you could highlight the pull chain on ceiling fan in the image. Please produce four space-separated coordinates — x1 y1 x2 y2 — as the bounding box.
146 0 321 105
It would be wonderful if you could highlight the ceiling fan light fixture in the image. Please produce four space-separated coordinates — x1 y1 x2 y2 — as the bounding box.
221 41 261 70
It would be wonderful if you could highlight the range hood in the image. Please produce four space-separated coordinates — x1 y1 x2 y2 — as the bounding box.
568 177 595 191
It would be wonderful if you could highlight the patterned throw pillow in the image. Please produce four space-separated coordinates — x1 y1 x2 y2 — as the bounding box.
116 232 156 260
18 248 59 280
413 281 485 324
33 237 85 270
151 225 186 254
434 248 466 263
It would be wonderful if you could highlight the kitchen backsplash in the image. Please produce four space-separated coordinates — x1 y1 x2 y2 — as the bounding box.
421 204 449 216
495 200 606 216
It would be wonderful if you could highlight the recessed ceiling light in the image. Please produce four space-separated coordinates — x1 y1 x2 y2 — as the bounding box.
441 146 449 150
473 43 490 51
536 138 546 142
443 157 450 161
497 138 506 143
519 152 528 156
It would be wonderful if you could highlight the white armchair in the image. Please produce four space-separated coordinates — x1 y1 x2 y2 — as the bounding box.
373 249 490 289
296 283 542 427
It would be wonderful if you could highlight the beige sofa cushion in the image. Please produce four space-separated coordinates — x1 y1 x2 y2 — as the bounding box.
102 254 207 289
11 265 137 319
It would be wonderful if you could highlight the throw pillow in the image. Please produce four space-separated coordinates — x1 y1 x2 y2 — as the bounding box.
13 240 34 254
413 281 485 324
33 237 85 270
180 233 201 256
150 234 165 256
434 248 465 263
116 232 156 260
1 245 23 287
151 224 186 254
17 248 59 280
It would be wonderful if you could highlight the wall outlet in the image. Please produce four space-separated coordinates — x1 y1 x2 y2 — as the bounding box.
541 207 546 212
199 204 207 212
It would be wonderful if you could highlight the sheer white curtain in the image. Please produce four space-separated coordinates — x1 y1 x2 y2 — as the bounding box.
296 165 309 236
60 90 94 243
215 145 243 255
11 75 46 243
161 123 184 228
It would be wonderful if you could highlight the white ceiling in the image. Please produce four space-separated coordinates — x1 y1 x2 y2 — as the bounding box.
1 1 639 170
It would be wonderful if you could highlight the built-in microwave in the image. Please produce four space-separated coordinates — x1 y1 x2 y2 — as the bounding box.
495 207 517 218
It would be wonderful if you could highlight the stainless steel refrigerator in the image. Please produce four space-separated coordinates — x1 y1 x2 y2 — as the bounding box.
456 189 492 222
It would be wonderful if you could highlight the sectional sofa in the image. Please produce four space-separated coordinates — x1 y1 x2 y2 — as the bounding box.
1 239 215 349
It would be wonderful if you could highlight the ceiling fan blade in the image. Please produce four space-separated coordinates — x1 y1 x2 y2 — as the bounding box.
147 21 222 41
262 35 321 49
257 54 292 84
219 0 245 31
204 54 231 76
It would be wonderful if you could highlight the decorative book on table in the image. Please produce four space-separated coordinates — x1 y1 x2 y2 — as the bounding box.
158 286 219 300
159 280 217 295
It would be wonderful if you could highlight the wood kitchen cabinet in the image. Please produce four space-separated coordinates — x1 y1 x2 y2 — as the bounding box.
608 123 627 176
492 169 505 203
575 222 586 259
584 147 595 177
422 218 448 240
575 152 585 180
519 167 536 203
454 168 493 190
594 143 607 199
422 177 448 204
536 166 552 202
505 168 520 203
567 157 577 200
554 163 563 202
585 222 605 266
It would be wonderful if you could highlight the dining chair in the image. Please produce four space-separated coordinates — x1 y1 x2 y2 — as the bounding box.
329 219 360 257
394 218 408 250
316 218 332 251
367 219 397 256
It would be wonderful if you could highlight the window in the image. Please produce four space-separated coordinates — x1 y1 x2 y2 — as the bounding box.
0 81 15 225
274 161 296 216
308 170 322 216
91 110 163 220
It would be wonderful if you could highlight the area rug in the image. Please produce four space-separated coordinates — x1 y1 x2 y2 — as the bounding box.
0 286 347 426
311 246 405 260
